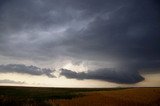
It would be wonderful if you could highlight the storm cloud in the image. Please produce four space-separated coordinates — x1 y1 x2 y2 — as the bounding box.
0 64 55 77
60 68 144 84
0 0 160 85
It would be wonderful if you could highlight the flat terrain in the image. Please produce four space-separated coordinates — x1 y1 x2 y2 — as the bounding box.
0 86 160 106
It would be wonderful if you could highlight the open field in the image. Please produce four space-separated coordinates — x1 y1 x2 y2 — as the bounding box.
0 86 160 106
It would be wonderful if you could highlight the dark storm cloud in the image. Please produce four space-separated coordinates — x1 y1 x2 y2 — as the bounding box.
0 64 55 77
0 79 25 84
60 68 144 84
64 0 160 61
0 0 160 84
0 0 94 60
61 0 160 70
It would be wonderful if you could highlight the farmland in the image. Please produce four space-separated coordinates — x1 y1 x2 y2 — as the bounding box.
0 86 160 106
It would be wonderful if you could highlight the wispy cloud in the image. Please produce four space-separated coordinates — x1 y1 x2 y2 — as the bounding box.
0 79 25 84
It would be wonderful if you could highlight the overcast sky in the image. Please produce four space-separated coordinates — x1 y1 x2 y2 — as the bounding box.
0 0 160 87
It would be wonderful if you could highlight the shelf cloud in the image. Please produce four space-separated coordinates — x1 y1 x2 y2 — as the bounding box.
60 68 144 84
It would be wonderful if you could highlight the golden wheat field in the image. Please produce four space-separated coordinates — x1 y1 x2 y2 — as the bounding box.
48 88 160 106
0 87 160 106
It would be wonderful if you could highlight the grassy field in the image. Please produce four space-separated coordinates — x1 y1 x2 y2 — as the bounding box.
0 86 160 106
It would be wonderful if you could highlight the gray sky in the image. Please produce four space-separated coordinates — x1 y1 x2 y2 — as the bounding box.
0 0 160 87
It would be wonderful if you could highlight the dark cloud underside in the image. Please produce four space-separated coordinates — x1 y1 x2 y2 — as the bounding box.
60 68 144 84
0 64 55 77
